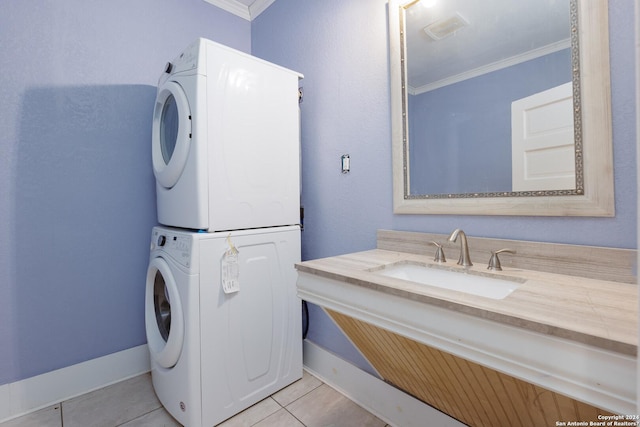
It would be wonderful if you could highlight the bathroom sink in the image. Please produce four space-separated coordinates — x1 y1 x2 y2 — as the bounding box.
370 262 525 300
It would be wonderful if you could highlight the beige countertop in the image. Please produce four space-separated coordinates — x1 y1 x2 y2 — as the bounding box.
296 249 638 356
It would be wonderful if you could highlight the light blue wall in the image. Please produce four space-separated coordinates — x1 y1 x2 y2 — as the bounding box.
0 0 635 388
252 0 636 372
0 0 249 385
409 49 572 194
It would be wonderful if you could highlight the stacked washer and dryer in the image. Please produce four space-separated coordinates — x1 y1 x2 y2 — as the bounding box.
145 38 303 427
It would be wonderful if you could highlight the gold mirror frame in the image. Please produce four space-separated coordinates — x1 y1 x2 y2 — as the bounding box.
389 0 614 216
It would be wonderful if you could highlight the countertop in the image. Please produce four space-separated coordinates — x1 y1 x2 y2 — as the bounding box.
295 249 638 356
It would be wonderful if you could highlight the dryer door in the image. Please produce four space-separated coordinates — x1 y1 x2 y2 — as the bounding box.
145 256 184 368
152 81 192 189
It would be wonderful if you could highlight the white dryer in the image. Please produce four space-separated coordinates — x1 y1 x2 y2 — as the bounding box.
145 225 302 426
152 38 303 232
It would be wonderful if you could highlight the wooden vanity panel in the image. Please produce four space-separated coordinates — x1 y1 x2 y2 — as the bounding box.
377 229 636 284
326 308 613 427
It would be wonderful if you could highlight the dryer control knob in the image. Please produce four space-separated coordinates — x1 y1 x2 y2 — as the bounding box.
164 62 173 74
157 235 167 247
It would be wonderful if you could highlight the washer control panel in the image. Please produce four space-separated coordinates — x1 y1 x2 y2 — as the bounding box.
151 229 192 269
168 39 199 75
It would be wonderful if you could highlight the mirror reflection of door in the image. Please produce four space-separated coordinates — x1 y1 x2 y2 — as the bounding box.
511 82 575 191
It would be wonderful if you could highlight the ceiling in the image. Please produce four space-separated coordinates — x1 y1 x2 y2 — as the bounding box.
203 0 275 21
404 0 571 93
204 0 570 94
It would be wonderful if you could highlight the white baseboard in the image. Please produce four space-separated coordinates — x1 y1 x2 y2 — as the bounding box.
1 342 462 425
302 340 464 427
0 344 150 423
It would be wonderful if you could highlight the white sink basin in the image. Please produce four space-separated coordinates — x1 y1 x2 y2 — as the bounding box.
371 262 524 300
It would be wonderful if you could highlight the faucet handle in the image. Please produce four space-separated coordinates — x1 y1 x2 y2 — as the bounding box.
430 241 446 263
487 249 515 271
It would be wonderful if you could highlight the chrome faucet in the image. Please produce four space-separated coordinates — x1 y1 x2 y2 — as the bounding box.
448 228 473 267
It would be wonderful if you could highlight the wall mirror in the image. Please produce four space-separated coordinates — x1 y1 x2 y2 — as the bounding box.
389 0 614 216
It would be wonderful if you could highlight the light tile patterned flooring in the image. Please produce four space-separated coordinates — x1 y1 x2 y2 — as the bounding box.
0 371 389 427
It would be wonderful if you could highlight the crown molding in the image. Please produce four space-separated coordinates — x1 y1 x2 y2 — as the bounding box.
409 39 571 95
202 0 276 21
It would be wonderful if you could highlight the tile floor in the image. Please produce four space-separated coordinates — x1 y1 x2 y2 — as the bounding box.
0 371 389 427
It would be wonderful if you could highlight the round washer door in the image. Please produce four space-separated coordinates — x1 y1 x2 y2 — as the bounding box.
145 256 184 368
152 81 192 189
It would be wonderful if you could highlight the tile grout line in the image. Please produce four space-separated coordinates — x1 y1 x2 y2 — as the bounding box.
113 406 166 427
278 378 326 427
284 407 307 427
248 377 325 426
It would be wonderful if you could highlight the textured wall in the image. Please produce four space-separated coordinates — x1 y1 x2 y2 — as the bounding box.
252 0 636 372
0 0 249 385
0 0 634 388
409 49 571 194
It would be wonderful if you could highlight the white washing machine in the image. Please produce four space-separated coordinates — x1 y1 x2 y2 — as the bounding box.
145 225 302 426
152 38 303 232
